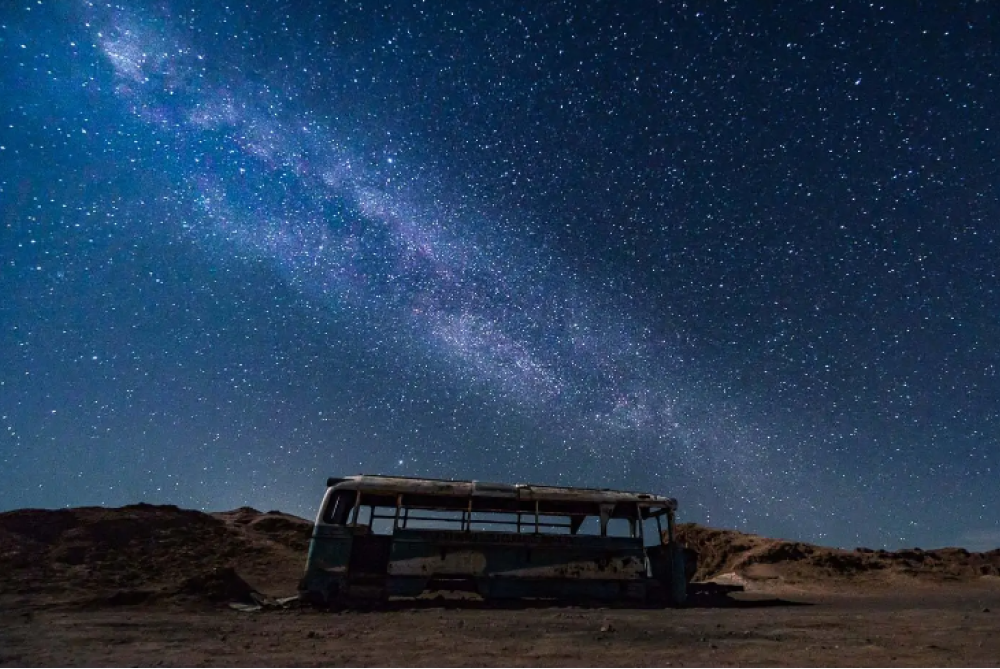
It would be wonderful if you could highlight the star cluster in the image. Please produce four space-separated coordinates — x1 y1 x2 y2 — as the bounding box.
1 1 998 550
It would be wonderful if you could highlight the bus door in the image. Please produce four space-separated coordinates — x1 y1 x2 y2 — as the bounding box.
345 496 393 581
643 507 673 580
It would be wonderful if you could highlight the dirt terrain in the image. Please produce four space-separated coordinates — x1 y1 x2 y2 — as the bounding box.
676 523 1000 586
2 504 999 667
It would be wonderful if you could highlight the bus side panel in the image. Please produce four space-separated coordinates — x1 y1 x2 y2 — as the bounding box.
480 577 646 602
387 529 646 598
669 541 689 605
299 524 354 604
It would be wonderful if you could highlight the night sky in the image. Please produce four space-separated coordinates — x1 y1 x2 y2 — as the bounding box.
2 1 998 551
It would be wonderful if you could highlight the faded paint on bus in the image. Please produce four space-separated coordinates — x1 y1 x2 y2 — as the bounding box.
299 475 693 606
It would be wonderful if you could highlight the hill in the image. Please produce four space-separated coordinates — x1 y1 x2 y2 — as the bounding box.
0 503 311 604
676 523 1000 589
3 504 999 606
3 506 1000 667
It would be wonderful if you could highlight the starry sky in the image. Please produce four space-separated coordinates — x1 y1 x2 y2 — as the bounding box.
2 1 998 551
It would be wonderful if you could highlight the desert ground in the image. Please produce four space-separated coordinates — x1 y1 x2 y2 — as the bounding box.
2 504 999 667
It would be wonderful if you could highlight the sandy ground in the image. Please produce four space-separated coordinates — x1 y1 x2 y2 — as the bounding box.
3 505 999 666
3 586 1000 667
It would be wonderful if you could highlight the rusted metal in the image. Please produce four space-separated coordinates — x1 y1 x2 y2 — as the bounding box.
301 475 691 607
323 475 678 513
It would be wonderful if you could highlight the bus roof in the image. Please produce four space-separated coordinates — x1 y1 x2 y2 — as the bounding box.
326 474 677 510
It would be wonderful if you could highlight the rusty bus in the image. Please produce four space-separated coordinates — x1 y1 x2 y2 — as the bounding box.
299 475 694 606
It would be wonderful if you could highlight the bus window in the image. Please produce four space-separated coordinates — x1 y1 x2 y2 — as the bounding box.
398 508 465 530
323 490 356 525
642 515 663 547
354 505 372 527
468 511 519 533
573 516 601 535
606 517 634 537
371 513 395 535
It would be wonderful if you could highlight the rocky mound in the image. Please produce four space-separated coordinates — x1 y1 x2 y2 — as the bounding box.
676 523 1000 587
214 507 312 553
5 503 997 605
0 503 312 603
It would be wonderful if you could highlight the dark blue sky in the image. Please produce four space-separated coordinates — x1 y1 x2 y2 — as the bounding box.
1 1 998 550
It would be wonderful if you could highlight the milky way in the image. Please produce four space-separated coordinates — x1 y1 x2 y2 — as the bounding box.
91 2 804 506
2 1 998 549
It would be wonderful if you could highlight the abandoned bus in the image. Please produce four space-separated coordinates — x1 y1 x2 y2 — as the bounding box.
299 475 693 606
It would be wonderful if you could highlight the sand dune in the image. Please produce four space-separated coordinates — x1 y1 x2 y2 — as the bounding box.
676 522 1000 589
0 503 311 604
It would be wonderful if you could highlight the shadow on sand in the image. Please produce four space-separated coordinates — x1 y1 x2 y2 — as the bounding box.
684 582 813 609
320 584 811 612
